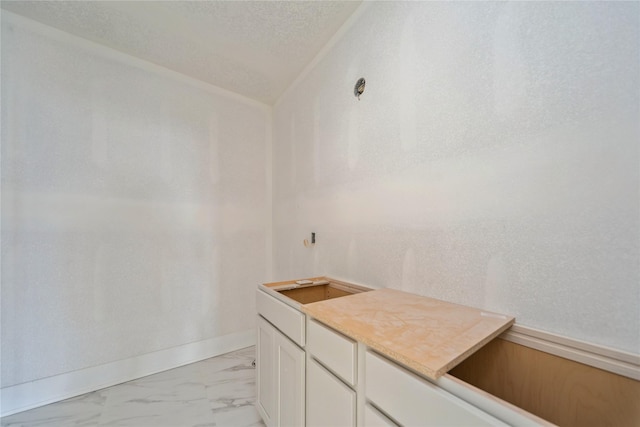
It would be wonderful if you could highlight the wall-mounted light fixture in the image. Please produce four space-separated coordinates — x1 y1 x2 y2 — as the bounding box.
354 77 365 100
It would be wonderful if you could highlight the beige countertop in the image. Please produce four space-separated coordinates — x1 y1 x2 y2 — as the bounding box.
302 288 515 380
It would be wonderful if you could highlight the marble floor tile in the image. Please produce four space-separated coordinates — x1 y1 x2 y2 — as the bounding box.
0 390 108 427
1 347 265 427
210 405 264 427
98 397 214 427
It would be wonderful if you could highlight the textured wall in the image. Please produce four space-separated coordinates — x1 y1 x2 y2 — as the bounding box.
273 2 639 353
1 13 270 387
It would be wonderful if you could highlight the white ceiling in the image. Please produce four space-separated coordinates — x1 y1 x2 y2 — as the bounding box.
1 0 362 104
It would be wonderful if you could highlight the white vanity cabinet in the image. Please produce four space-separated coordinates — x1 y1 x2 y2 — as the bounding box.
257 281 554 427
256 277 372 427
306 318 356 386
363 404 396 426
301 288 553 427
306 318 357 427
256 291 306 427
307 358 356 427
274 330 305 427
365 350 508 426
256 316 276 426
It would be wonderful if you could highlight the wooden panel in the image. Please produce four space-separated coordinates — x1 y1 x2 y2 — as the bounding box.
438 374 554 426
303 288 514 380
502 324 640 380
280 285 329 304
326 286 352 299
279 284 355 304
450 338 640 427
262 276 326 289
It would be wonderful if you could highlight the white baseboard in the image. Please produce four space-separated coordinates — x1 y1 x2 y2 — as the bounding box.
0 329 256 417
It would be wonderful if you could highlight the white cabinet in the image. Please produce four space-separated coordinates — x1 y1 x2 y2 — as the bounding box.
275 330 305 427
257 315 305 427
257 316 276 426
307 318 357 386
364 404 397 427
257 289 306 347
307 358 356 427
256 283 545 427
306 318 358 426
365 350 508 426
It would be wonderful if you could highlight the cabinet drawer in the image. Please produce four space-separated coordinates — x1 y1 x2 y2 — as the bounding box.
307 358 356 427
257 290 305 347
307 318 357 386
365 351 508 426
364 404 398 427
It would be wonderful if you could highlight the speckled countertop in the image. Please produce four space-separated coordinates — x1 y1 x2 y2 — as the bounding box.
302 288 515 380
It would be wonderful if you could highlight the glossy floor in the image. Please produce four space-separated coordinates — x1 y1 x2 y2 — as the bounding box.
1 346 265 427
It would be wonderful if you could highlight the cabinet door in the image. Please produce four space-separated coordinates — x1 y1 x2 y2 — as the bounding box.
364 404 398 427
307 358 356 427
257 315 306 427
257 316 276 427
275 329 305 427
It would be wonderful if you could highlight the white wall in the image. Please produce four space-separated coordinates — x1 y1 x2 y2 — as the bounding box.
1 12 270 390
2 1 638 404
273 2 639 353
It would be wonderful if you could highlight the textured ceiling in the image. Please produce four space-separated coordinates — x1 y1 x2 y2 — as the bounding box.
1 0 362 104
